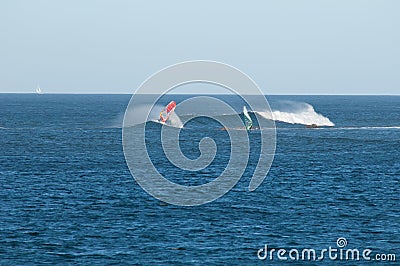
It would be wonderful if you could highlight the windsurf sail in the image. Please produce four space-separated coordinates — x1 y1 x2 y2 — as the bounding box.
243 106 253 130
159 101 177 123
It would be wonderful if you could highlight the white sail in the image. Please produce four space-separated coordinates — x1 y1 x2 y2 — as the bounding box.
243 106 253 130
36 86 42 94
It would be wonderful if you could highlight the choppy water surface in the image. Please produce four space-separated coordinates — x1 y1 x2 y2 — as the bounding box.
0 94 399 264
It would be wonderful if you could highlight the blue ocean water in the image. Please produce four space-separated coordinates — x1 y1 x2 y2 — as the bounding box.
0 94 399 264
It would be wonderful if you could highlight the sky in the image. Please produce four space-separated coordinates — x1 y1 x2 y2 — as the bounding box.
0 0 399 94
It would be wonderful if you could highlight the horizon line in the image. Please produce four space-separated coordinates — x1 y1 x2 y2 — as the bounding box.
0 92 399 96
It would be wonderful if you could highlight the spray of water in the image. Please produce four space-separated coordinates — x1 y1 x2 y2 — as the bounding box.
258 101 335 126
167 112 184 128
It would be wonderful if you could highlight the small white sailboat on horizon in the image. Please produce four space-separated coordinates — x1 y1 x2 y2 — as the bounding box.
35 85 43 94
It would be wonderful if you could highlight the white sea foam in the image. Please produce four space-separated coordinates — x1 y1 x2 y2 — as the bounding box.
257 101 335 126
332 126 400 130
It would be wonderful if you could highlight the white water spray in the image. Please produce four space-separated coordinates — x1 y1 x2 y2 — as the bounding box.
165 112 184 128
258 101 335 126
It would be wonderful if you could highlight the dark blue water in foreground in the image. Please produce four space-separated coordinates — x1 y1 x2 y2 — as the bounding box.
0 94 399 265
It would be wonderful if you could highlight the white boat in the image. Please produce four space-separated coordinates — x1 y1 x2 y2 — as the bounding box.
35 86 43 94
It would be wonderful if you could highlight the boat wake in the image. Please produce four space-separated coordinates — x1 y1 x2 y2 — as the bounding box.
325 126 400 130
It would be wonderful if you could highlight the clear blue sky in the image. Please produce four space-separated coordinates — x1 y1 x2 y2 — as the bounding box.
1 0 399 94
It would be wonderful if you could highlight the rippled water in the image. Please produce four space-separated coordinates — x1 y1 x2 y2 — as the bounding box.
0 94 399 264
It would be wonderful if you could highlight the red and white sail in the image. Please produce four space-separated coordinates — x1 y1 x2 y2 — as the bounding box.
159 101 176 123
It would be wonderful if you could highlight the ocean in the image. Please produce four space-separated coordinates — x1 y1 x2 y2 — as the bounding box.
0 94 399 264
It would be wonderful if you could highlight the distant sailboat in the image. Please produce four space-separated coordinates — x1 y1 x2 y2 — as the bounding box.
35 86 43 94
